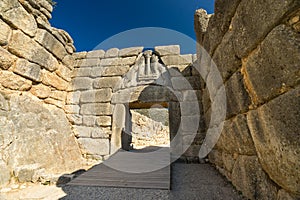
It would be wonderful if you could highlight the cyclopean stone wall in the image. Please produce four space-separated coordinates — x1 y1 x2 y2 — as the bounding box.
69 46 204 162
0 0 204 188
2 0 298 198
195 0 300 199
0 0 83 187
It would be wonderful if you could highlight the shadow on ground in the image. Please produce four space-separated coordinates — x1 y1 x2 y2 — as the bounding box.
56 146 245 200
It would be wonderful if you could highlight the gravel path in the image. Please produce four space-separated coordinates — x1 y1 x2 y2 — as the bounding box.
60 163 245 200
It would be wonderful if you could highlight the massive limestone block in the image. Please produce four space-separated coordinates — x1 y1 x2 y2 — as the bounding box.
231 0 300 58
86 50 105 58
80 89 112 103
9 30 59 72
0 159 10 186
73 125 92 138
50 90 67 101
225 71 251 118
77 138 110 156
67 114 82 125
221 152 236 176
212 32 242 80
231 156 278 200
93 77 122 89
91 127 111 138
56 63 72 82
105 48 119 58
66 91 80 105
247 87 300 195
80 103 112 116
82 116 96 127
0 0 37 37
0 19 11 46
244 24 300 105
161 54 192 66
0 47 15 70
0 92 83 185
35 29 68 60
44 97 64 108
30 84 51 99
76 58 99 68
154 45 180 56
14 59 42 82
64 105 80 114
202 0 241 55
277 189 300 200
96 116 112 127
73 67 91 77
119 47 144 57
215 114 256 155
137 85 177 103
0 71 32 91
62 55 75 70
0 94 13 185
100 57 136 66
98 66 130 77
71 77 93 91
41 70 68 91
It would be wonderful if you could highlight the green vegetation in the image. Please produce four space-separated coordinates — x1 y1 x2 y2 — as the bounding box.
46 0 57 6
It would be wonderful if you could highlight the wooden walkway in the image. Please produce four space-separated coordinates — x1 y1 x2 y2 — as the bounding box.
68 147 171 190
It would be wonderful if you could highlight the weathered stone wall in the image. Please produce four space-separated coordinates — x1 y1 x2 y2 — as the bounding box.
195 0 300 199
70 45 203 162
5 1 298 197
68 47 140 160
0 0 204 187
0 0 83 188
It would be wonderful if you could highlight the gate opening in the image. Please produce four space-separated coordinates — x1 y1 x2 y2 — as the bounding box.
121 103 170 151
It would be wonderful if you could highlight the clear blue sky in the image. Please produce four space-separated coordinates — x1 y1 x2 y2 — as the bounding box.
50 0 214 54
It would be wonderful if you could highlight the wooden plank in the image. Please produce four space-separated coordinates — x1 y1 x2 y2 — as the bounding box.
69 181 169 189
80 174 169 179
68 147 171 190
82 167 169 175
84 170 170 175
70 178 169 184
71 177 169 182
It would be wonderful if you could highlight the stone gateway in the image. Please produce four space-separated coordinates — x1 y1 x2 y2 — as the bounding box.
0 0 299 199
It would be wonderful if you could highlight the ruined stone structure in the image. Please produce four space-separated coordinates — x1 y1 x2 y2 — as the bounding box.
0 0 202 186
194 0 300 199
0 0 299 199
0 0 84 187
70 46 202 162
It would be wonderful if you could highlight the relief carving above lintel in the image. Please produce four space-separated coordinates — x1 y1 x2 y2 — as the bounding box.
138 50 160 81
117 50 172 91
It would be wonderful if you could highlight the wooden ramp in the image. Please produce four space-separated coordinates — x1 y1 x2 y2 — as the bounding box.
68 147 171 190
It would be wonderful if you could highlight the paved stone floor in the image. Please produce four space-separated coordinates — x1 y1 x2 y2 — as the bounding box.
1 163 245 200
